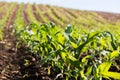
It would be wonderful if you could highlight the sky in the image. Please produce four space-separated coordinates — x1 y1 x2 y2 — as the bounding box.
0 0 120 13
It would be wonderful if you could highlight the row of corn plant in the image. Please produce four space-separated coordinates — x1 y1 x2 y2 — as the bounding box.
0 3 15 27
50 6 70 24
0 3 6 13
75 11 120 33
0 3 7 40
26 3 39 24
45 5 63 25
38 5 62 26
0 3 15 40
15 22 120 80
34 4 48 23
13 3 25 36
59 8 74 24
61 8 78 25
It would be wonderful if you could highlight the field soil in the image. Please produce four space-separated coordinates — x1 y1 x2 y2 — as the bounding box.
0 20 50 80
96 11 120 22
0 5 49 80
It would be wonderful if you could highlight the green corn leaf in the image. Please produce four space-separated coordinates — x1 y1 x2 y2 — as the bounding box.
56 33 65 44
65 25 73 34
68 55 78 61
50 22 55 28
82 55 91 63
64 32 77 44
80 70 87 80
61 52 66 60
86 65 93 76
99 62 112 73
104 31 117 50
46 34 52 42
68 55 80 68
77 32 99 59
70 42 77 48
68 35 77 43
102 71 120 79
111 41 117 50
110 50 119 59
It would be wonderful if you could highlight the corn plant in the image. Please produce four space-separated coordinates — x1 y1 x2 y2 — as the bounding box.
16 22 120 80
14 3 25 35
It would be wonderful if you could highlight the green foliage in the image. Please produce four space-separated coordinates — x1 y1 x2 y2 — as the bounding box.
14 3 25 35
15 23 120 79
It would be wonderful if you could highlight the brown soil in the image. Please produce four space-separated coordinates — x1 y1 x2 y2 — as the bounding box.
0 4 18 80
96 11 120 22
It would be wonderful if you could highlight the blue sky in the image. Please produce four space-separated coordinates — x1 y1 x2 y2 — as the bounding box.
1 0 120 13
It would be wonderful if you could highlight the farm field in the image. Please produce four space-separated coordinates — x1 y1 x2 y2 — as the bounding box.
0 2 120 80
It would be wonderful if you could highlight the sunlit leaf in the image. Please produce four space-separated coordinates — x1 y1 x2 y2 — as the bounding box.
99 62 112 73
70 42 77 48
61 52 66 60
102 71 120 79
110 50 119 59
86 65 93 76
